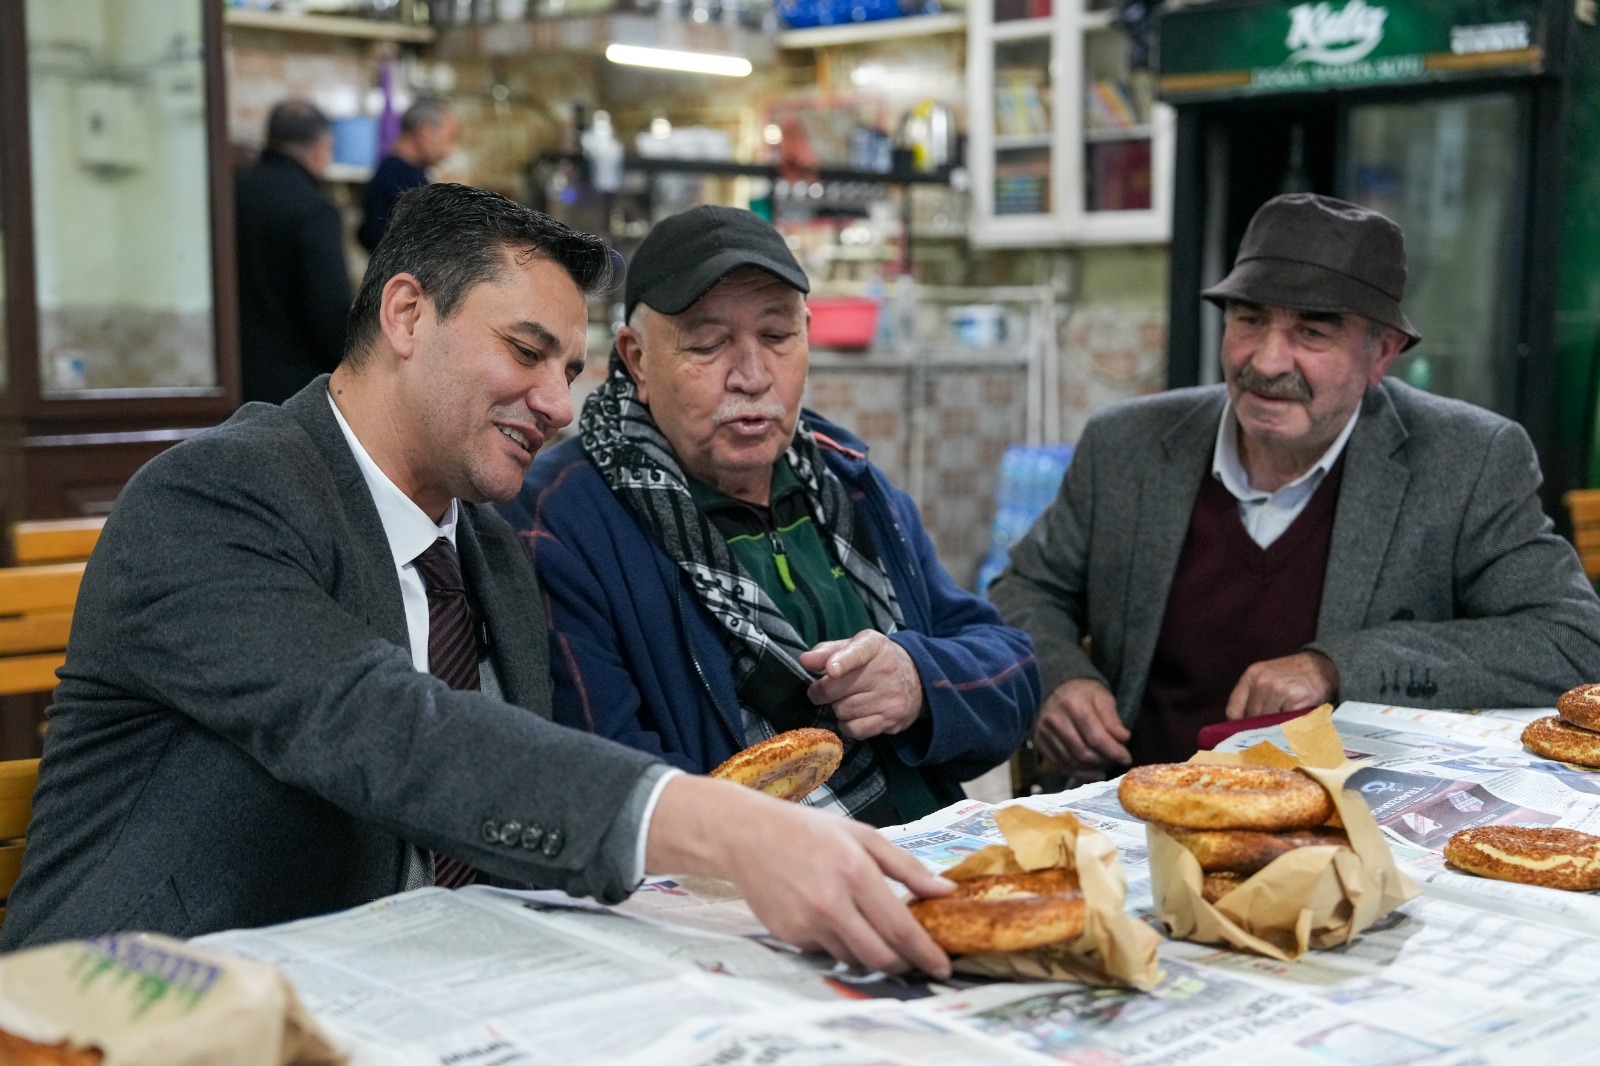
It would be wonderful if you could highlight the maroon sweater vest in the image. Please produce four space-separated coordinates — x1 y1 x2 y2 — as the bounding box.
1128 456 1346 765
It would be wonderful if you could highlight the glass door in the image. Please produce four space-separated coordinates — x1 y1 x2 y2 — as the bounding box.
26 0 218 397
992 33 1053 218
1341 91 1526 414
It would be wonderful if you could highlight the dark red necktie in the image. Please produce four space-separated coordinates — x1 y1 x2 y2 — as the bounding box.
413 537 481 888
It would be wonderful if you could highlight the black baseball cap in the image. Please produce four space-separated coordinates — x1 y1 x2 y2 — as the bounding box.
624 205 810 320
1203 193 1421 351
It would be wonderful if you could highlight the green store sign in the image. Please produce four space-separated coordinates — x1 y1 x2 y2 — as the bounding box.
1158 0 1549 100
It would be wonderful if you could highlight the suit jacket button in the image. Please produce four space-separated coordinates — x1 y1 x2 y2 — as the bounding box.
520 825 545 850
481 819 501 843
499 820 523 846
541 829 564 858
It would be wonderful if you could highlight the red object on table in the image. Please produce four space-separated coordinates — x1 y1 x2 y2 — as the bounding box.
1196 707 1318 751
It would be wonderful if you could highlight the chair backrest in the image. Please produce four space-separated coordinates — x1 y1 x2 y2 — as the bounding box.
0 758 39 928
11 516 105 565
1565 489 1600 581
0 562 86 697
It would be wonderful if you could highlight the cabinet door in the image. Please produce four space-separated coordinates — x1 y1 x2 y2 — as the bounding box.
969 0 1061 247
969 0 1171 246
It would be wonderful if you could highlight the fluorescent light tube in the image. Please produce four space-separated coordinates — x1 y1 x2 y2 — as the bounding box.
604 43 752 77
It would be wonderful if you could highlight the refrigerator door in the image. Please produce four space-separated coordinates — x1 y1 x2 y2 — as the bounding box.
1341 91 1526 415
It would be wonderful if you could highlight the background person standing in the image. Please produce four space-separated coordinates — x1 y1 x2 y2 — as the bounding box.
235 99 352 406
359 98 458 253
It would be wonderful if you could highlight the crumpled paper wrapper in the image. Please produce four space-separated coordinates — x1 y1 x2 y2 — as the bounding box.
933 806 1162 988
1147 705 1419 960
0 933 345 1066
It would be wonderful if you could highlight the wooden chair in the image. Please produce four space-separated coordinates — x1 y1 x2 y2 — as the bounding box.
1565 489 1600 581
10 516 104 565
0 562 86 697
0 758 38 928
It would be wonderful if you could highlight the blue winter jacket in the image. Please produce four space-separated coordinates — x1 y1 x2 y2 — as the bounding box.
500 414 1041 807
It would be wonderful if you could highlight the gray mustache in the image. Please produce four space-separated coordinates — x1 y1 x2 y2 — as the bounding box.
1236 364 1312 402
714 402 789 423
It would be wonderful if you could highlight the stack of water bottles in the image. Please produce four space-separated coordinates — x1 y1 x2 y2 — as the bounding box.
976 443 1074 596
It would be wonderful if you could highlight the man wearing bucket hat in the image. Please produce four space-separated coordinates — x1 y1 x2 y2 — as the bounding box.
502 205 1039 826
990 192 1600 779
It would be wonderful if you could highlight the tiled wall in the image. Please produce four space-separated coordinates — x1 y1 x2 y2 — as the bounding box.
39 308 215 391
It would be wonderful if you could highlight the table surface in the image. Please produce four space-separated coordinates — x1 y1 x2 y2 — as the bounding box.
196 702 1600 1066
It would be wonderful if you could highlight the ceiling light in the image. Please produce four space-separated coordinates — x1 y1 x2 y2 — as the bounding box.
604 44 752 77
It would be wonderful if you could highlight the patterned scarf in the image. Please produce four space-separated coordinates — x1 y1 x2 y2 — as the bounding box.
580 349 907 822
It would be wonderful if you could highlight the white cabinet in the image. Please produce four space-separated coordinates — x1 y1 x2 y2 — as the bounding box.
966 1 1172 246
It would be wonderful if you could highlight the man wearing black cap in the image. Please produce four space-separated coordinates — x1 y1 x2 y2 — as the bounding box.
503 205 1039 826
989 193 1600 780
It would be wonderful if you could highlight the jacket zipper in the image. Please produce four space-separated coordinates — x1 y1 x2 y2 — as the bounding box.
769 527 797 592
676 579 744 743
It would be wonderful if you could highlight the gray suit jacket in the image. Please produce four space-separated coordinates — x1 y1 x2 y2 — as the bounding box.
989 380 1600 725
1 379 660 950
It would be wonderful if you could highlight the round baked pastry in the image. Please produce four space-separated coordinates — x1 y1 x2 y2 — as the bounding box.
708 727 844 801
1200 871 1245 904
0 1031 103 1065
1522 715 1600 768
1118 764 1334 831
909 868 1085 955
1557 683 1600 731
1163 826 1351 875
1444 825 1600 891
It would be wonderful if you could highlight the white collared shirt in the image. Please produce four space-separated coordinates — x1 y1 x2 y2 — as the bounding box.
1211 403 1360 548
326 389 670 888
328 391 457 672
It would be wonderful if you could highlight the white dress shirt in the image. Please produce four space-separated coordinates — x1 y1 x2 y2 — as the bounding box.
327 391 670 888
328 393 460 673
1211 403 1360 548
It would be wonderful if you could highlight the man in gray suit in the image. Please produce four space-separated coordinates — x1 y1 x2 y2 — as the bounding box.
990 193 1600 780
2 184 954 980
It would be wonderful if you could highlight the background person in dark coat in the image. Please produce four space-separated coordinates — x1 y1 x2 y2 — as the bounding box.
235 99 352 405
358 98 457 253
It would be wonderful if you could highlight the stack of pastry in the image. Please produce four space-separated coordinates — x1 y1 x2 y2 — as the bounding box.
1521 683 1600 767
1117 763 1351 902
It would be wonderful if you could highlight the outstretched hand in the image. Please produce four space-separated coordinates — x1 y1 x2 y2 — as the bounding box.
646 774 954 977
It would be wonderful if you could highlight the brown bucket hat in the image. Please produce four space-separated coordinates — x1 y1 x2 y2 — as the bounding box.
1202 193 1422 351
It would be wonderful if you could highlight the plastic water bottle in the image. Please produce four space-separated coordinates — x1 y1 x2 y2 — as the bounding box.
865 271 892 349
582 110 624 193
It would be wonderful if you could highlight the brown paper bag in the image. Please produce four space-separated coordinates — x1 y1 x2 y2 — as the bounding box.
1148 705 1418 960
0 934 345 1066
933 806 1162 988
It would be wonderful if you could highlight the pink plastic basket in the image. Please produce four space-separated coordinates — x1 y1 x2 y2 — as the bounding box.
807 297 879 350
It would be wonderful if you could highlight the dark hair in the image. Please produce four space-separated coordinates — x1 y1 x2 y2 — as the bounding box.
265 99 331 152
400 98 451 135
343 183 612 363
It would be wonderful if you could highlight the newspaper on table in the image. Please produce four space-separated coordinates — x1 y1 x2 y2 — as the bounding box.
193 700 1600 1064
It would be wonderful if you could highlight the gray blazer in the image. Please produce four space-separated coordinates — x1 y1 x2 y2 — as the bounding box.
1 379 660 950
989 379 1600 725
